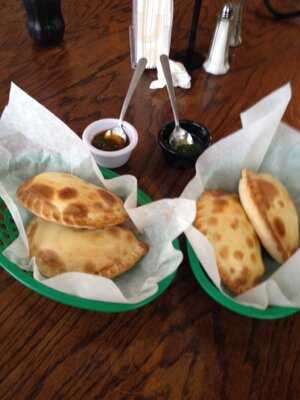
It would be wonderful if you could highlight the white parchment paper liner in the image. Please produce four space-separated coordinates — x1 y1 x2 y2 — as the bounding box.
0 83 196 304
182 83 300 310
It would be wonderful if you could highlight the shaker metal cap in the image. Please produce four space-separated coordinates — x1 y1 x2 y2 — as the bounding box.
221 3 233 19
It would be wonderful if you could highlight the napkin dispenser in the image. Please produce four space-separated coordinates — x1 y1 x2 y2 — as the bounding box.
130 0 173 69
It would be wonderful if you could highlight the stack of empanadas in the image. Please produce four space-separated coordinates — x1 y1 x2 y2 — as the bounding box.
17 172 148 279
194 169 299 295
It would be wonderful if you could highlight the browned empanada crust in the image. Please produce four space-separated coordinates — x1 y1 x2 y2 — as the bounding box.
194 190 265 295
27 218 148 279
17 172 128 229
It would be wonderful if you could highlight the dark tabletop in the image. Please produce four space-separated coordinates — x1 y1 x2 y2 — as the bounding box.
1 1 300 399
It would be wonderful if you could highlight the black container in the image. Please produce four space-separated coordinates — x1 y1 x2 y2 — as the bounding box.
22 0 65 46
158 120 211 169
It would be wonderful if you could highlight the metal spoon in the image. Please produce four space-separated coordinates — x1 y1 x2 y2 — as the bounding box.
160 54 194 150
105 57 147 143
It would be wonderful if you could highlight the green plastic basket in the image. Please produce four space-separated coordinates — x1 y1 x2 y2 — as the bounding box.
0 167 178 313
186 241 299 319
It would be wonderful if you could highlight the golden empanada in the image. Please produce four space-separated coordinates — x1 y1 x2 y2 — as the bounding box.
17 172 128 229
239 169 299 263
194 190 265 295
27 218 148 279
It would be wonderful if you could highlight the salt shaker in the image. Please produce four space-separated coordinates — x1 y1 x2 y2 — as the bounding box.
203 3 233 75
230 0 245 47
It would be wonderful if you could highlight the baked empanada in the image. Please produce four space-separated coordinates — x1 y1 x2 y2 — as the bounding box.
194 190 265 295
27 218 148 279
239 169 299 263
17 172 128 229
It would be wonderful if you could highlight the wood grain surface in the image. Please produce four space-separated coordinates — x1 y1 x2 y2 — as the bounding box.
1 0 300 399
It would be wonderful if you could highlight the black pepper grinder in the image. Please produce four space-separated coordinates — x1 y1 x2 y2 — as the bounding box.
21 0 65 47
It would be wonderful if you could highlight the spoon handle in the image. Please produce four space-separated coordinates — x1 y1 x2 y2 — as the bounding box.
119 57 147 124
160 55 180 128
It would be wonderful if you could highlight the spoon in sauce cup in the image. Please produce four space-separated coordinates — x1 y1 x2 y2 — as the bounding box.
159 55 194 150
103 57 147 148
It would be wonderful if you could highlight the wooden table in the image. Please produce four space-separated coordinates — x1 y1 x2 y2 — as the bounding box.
1 1 300 399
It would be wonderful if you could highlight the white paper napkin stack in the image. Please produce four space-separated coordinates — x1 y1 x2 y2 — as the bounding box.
132 0 191 89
